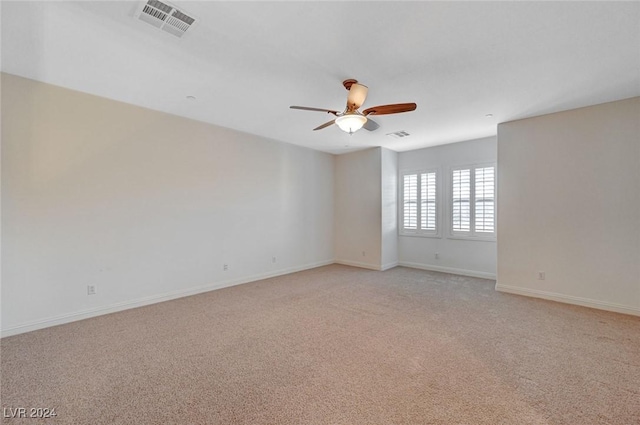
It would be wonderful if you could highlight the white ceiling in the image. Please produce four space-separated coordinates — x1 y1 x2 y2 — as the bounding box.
2 1 639 154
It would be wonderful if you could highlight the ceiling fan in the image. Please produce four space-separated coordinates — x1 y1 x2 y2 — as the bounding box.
290 79 417 134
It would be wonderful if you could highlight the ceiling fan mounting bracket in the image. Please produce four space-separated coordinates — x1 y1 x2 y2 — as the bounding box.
342 79 358 91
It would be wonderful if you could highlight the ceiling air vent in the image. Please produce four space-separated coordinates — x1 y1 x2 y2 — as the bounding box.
136 0 196 38
387 131 411 139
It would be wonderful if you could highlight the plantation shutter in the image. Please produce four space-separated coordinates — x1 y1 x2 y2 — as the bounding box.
474 166 495 233
421 172 436 231
452 169 471 232
403 174 418 230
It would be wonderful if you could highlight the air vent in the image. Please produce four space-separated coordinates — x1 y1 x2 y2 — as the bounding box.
387 131 411 139
136 0 196 38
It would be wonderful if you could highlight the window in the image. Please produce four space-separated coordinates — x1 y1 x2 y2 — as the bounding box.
451 165 495 237
400 170 439 236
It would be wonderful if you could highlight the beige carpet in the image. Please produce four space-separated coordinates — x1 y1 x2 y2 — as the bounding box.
1 265 639 424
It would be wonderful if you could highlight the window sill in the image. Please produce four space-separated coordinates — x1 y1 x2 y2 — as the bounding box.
447 235 496 242
398 233 442 239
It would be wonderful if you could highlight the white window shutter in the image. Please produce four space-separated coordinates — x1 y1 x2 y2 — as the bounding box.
403 174 418 230
421 172 436 231
452 169 471 232
475 167 495 233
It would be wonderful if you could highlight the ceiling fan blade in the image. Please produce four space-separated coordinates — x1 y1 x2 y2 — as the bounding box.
346 83 368 111
313 119 336 131
363 103 417 116
363 118 380 131
290 106 339 115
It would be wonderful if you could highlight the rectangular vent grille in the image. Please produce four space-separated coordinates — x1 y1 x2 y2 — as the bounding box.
387 131 411 139
137 0 196 38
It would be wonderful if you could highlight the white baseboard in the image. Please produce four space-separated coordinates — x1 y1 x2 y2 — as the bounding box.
333 259 401 271
381 261 399 271
1 260 334 338
334 259 381 271
495 284 640 317
398 261 496 280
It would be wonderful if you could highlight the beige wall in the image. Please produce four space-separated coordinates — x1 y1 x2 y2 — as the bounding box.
334 148 382 269
497 97 640 315
381 148 398 269
1 73 335 336
333 147 398 271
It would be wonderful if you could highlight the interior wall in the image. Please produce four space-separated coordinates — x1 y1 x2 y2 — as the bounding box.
397 137 497 278
497 97 640 315
381 148 398 270
1 73 335 336
334 148 382 270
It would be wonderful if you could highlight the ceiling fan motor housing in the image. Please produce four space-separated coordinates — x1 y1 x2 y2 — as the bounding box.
342 79 358 90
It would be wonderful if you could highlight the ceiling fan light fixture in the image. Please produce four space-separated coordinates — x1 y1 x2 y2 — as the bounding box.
335 113 367 134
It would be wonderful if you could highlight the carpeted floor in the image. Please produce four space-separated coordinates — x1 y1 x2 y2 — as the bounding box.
1 265 639 424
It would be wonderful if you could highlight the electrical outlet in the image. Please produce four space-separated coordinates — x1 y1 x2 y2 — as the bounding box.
223 264 228 271
435 253 440 260
272 257 276 263
87 285 97 295
362 251 366 257
537 271 545 280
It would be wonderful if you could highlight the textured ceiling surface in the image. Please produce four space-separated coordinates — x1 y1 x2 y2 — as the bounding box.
2 1 639 154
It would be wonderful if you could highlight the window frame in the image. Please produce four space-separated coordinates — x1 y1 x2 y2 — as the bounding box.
398 168 441 238
448 163 496 241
